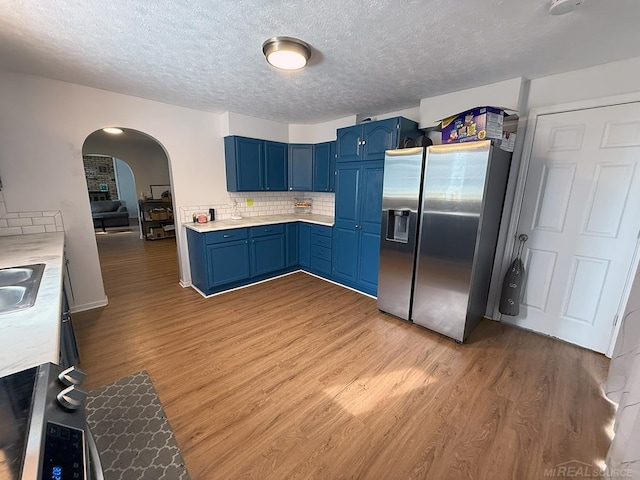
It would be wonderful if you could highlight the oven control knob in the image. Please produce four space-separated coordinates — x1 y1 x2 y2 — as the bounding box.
57 385 88 411
58 366 87 387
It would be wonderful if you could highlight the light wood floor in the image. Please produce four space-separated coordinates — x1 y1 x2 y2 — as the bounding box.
74 230 614 479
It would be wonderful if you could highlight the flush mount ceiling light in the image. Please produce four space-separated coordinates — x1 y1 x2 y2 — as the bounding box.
102 127 123 135
549 0 582 15
262 36 311 71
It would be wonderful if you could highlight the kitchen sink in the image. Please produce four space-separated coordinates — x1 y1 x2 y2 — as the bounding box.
0 263 45 314
0 267 34 285
0 286 27 309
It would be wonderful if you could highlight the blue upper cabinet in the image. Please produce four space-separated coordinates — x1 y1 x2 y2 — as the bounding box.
336 117 420 163
225 136 288 192
264 141 288 191
363 119 398 161
225 136 264 192
336 126 362 163
288 144 314 191
313 142 331 192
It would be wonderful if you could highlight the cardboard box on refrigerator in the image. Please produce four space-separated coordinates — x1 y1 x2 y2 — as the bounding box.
441 106 506 144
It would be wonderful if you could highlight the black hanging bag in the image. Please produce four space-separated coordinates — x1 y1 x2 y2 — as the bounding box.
499 235 528 316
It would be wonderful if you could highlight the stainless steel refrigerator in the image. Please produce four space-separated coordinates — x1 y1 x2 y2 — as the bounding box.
377 140 511 342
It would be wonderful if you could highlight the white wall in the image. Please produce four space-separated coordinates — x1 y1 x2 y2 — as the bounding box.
419 77 524 128
528 56 640 110
0 71 224 310
83 135 171 201
289 115 356 144
221 111 289 143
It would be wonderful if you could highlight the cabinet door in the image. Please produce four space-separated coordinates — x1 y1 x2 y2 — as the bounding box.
299 223 311 268
363 118 398 161
207 240 251 286
313 142 331 192
329 141 336 192
358 161 384 231
235 137 264 191
336 125 363 162
288 144 314 191
335 164 360 225
286 223 299 267
251 235 286 276
356 161 384 292
264 141 288 191
332 224 359 283
357 231 380 295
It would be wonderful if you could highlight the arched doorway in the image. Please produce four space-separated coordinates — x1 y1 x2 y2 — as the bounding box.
82 127 174 240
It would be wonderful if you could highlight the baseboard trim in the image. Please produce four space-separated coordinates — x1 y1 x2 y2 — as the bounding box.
190 270 302 298
70 296 109 313
179 280 191 288
301 271 377 299
189 269 377 300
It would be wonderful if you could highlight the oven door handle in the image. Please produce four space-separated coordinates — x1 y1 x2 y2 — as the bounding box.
86 425 105 480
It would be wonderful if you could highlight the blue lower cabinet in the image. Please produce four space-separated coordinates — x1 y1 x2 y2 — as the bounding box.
308 225 333 278
207 240 251 286
299 223 311 268
188 222 338 295
357 231 380 293
332 222 359 283
188 223 295 295
250 233 285 276
286 223 299 267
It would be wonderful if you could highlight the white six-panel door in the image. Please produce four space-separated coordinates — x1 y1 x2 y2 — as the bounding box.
506 102 640 353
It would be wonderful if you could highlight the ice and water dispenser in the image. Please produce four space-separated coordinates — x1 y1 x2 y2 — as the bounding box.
386 209 410 243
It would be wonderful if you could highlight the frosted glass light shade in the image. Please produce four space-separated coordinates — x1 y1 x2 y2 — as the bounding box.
262 37 311 71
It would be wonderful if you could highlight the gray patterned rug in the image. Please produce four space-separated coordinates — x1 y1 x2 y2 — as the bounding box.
86 371 191 480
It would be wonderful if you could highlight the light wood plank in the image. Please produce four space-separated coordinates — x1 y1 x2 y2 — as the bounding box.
74 229 614 479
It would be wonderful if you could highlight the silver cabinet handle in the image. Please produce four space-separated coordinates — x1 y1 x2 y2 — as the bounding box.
223 234 233 238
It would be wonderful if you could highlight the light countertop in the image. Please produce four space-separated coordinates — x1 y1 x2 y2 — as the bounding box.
0 232 65 378
184 214 334 233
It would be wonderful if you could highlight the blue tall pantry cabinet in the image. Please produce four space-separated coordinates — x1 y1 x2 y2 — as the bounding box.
333 117 420 295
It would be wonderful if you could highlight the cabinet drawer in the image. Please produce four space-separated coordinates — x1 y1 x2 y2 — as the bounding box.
310 256 332 275
250 224 285 238
311 233 332 249
311 245 331 261
311 224 332 237
205 228 248 245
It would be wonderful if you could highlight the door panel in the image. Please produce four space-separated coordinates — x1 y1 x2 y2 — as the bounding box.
236 137 264 191
332 224 358 282
264 141 288 191
363 119 397 161
208 241 251 286
251 235 285 276
358 231 380 293
335 165 360 224
508 102 640 353
288 144 314 191
313 142 331 192
359 162 384 230
336 126 362 162
299 223 311 268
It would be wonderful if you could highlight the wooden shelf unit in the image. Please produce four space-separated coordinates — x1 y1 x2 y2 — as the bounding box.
139 200 175 240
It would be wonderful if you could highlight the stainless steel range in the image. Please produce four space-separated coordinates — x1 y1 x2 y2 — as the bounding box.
0 363 103 480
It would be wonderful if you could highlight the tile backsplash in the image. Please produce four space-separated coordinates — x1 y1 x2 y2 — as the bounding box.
0 191 65 236
179 191 335 224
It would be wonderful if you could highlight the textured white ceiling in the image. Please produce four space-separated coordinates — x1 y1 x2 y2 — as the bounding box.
0 0 639 123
